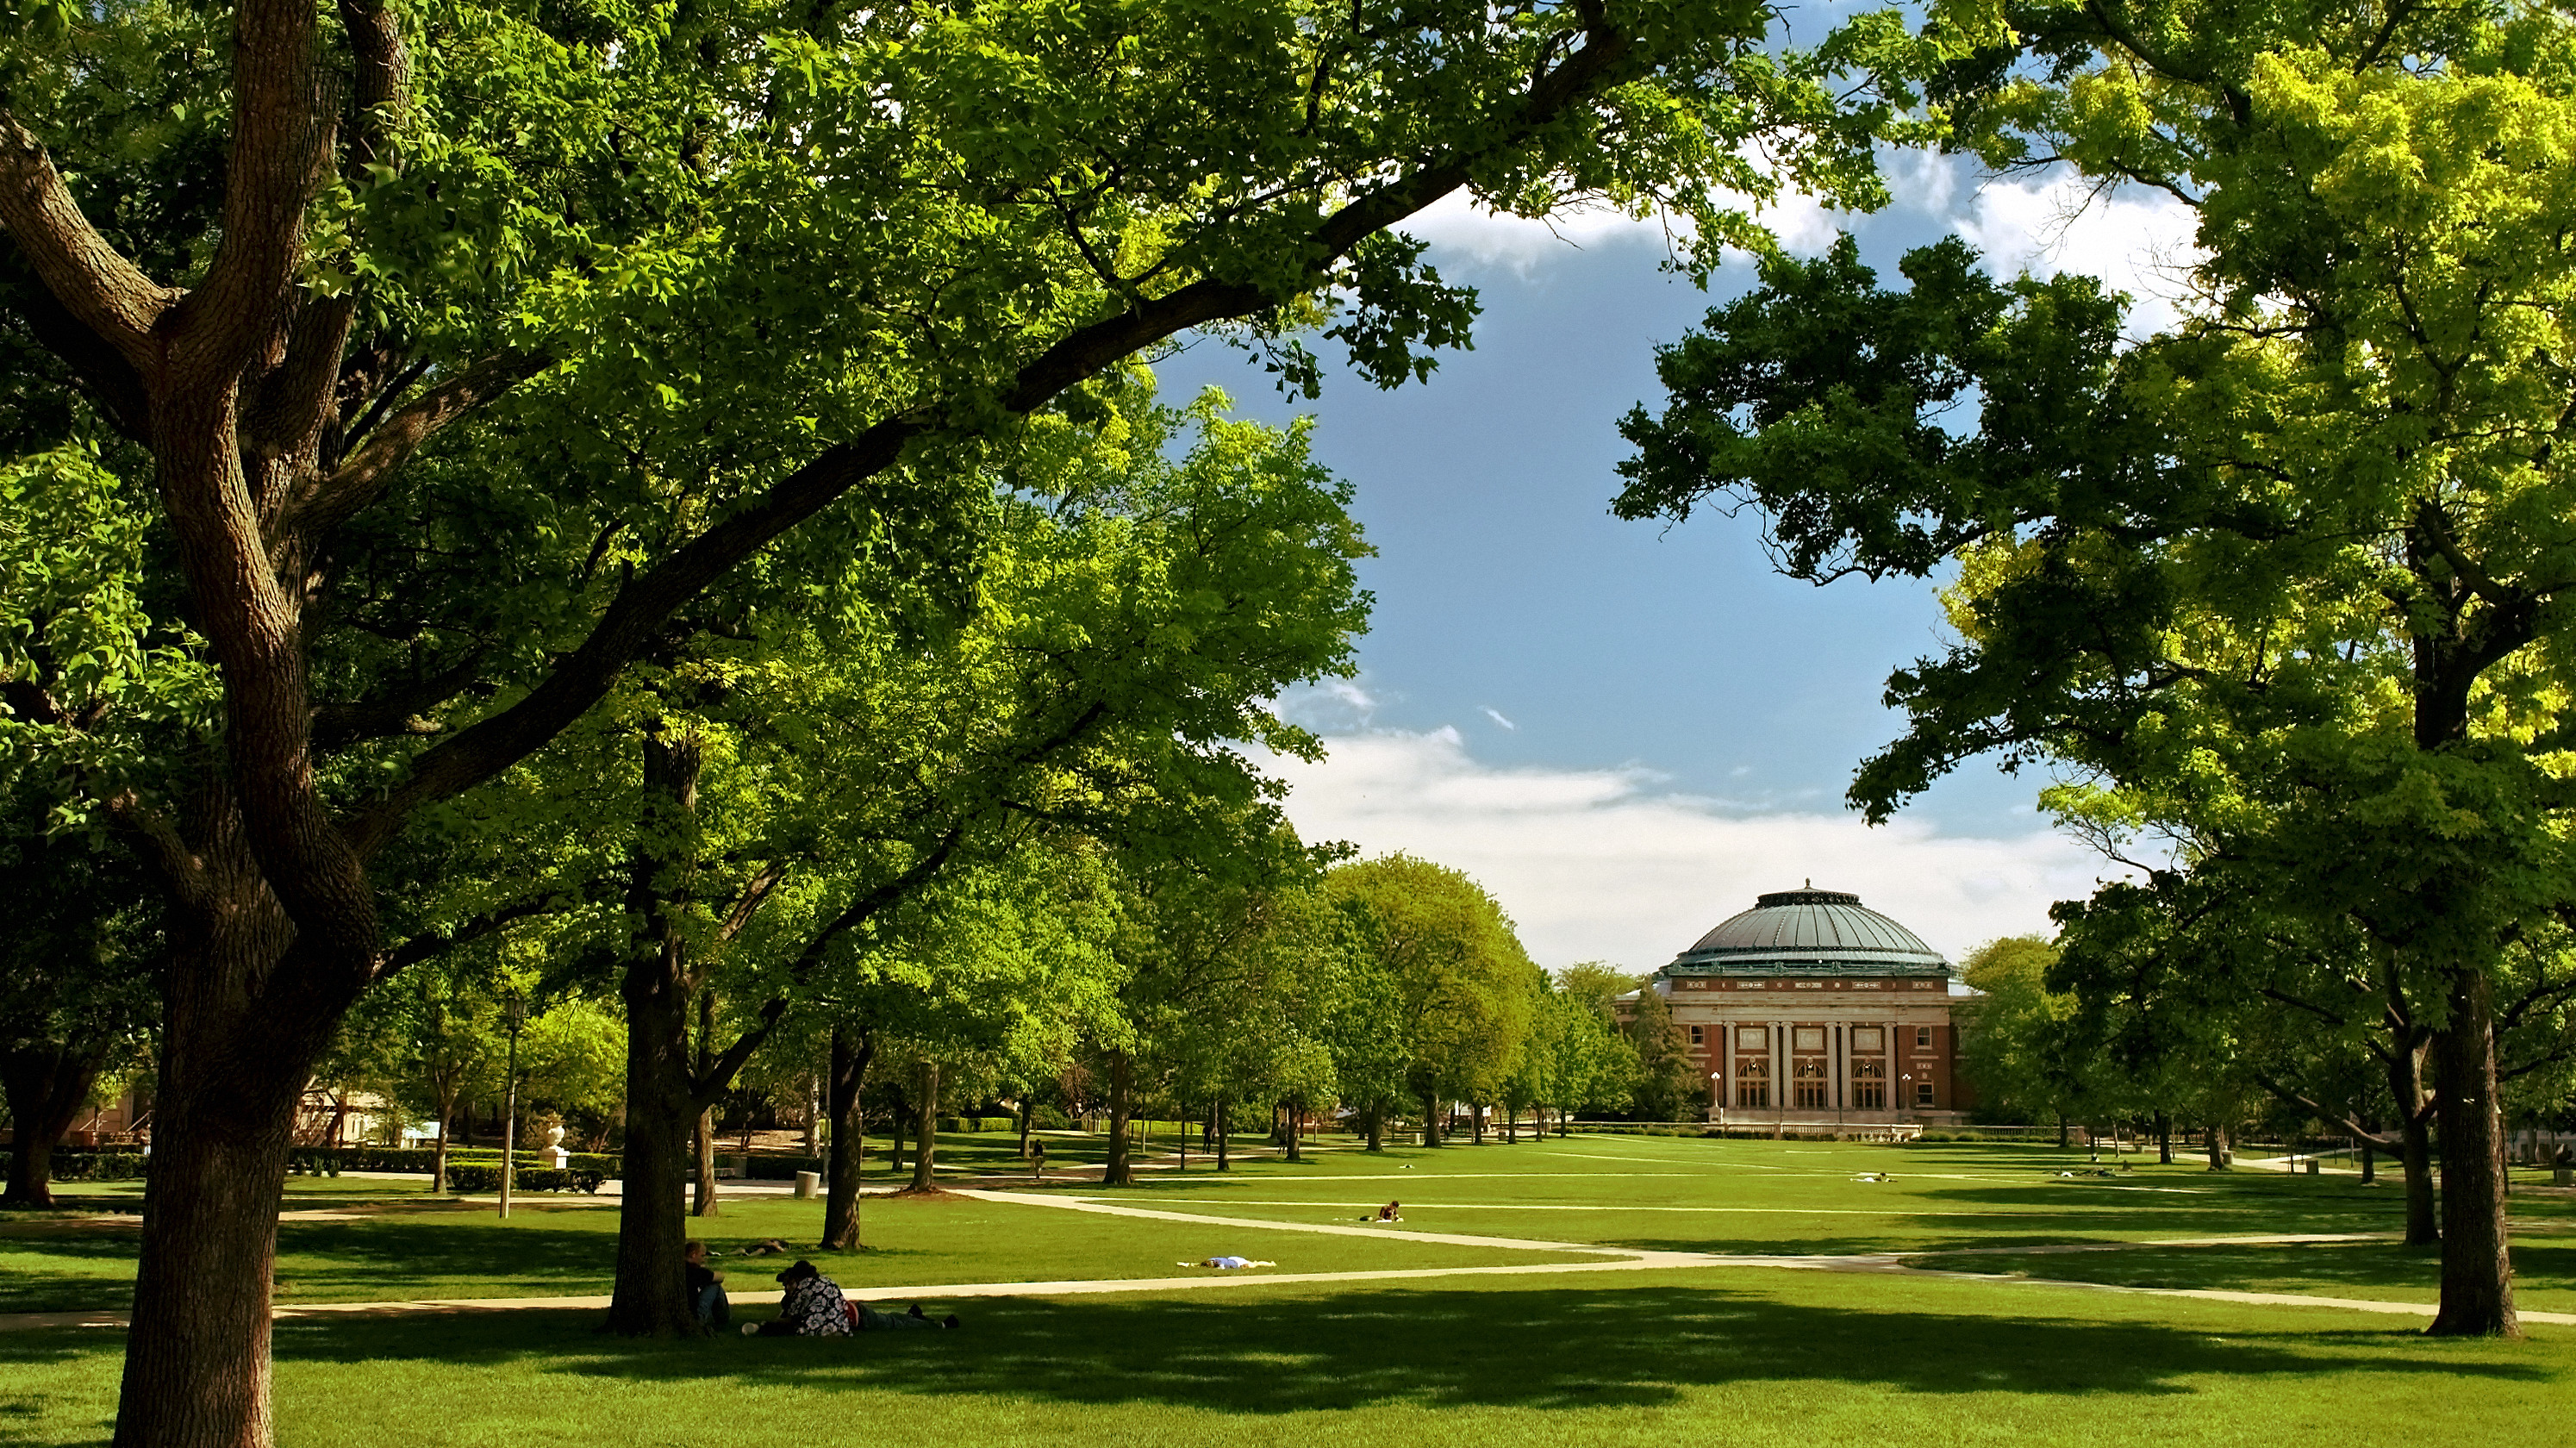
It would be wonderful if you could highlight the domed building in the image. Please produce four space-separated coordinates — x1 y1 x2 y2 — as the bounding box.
1615 884 1971 1131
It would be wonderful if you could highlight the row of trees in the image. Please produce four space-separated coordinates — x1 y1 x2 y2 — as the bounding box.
1613 0 2576 1339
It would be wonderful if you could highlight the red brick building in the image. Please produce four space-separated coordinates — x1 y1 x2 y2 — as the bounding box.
1617 885 1972 1132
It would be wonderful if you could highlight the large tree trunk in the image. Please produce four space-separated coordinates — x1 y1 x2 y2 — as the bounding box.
908 1059 939 1191
1215 1098 1230 1172
114 877 336 1448
1 1041 104 1208
1469 1102 1484 1145
2155 1110 2172 1166
1019 1098 1036 1160
2205 1119 2229 1170
1282 1100 1301 1163
2427 973 2519 1338
820 1024 870 1250
1420 1089 1442 1146
604 732 705 1339
1103 1051 1133 1186
1362 1102 1383 1152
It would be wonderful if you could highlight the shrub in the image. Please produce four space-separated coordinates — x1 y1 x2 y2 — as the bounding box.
441 1165 605 1195
3 1149 149 1183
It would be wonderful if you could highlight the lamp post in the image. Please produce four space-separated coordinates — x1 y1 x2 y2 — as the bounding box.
1899 1073 1912 1140
1710 1071 1724 1129
499 993 527 1219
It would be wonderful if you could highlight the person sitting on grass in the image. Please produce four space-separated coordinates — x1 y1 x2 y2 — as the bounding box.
853 1300 960 1331
684 1240 729 1328
1376 1201 1401 1221
740 1260 851 1337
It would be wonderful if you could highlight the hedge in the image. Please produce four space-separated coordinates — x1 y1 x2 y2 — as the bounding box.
284 1145 618 1177
0 1148 149 1182
442 1165 607 1195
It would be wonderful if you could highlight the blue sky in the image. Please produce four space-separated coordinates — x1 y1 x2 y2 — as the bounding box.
1161 154 2199 973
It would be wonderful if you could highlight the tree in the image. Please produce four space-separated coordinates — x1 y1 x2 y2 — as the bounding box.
1613 0 2576 1339
1551 963 1644 1130
0 445 201 1205
1619 984 1697 1120
6 0 1919 1432
1327 855 1537 1145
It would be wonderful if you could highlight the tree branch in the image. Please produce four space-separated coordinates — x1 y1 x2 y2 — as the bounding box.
695 828 965 1106
344 17 1644 855
284 350 552 542
0 112 174 364
165 0 335 376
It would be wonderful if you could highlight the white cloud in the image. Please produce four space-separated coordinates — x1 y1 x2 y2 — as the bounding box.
1399 183 1841 278
1954 173 2205 339
1481 707 1519 731
1273 677 1380 733
1268 727 2120 973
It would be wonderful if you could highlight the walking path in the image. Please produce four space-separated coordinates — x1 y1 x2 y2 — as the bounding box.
6 1185 2568 1333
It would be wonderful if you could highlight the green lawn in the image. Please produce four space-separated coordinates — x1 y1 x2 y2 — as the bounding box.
8 1132 2573 1445
0 1191 1598 1315
2 1267 2565 1447
1904 1235 2576 1311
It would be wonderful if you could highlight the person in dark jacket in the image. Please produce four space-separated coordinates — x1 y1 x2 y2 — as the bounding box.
684 1240 729 1328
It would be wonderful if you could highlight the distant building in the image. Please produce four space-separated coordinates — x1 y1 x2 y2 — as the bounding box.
1615 884 1972 1132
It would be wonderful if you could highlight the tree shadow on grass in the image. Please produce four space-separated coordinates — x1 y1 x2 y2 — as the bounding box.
245 1282 2550 1416
1905 1239 2576 1304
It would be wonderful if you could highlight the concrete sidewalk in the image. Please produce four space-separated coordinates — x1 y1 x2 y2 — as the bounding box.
8 1187 2568 1334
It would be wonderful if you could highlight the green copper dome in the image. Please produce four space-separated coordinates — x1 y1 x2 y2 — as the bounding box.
1664 885 1948 977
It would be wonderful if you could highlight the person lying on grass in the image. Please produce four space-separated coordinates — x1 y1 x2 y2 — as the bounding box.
853 1300 960 1331
684 1240 729 1328
740 1260 851 1337
1179 1257 1276 1270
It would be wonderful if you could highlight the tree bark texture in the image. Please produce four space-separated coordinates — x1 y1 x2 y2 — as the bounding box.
2155 1111 2172 1167
908 1059 939 1191
2205 1120 2229 1170
1282 1100 1301 1163
1103 1051 1132 1186
1 1041 103 1207
1361 1102 1382 1152
1420 1089 1443 1146
2428 973 2520 1337
820 1024 870 1250
605 732 705 1339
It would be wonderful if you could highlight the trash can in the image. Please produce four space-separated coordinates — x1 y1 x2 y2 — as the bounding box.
794 1170 820 1199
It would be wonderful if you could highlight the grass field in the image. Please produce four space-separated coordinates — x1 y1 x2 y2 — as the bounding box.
3 1131 2569 1446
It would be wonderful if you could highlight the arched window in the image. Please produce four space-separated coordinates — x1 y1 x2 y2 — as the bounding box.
1851 1059 1886 1111
1734 1057 1770 1109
